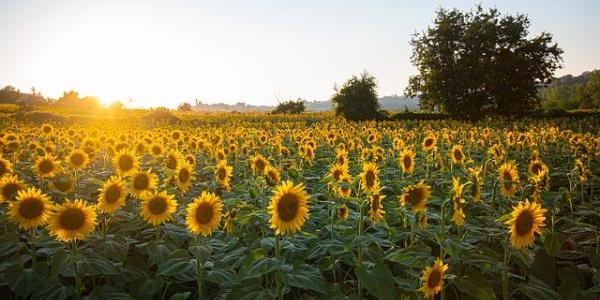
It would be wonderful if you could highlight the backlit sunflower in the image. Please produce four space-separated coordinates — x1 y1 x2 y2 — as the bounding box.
422 133 437 153
250 154 269 174
176 162 194 192
150 143 164 157
505 199 547 249
449 145 465 165
498 161 519 198
164 151 183 171
528 160 548 178
49 175 75 194
212 160 232 190
0 155 13 178
186 191 223 236
399 181 431 213
130 169 158 198
419 258 448 299
67 148 89 170
34 153 60 179
399 148 415 175
337 203 349 220
451 177 465 227
113 149 139 176
468 166 483 202
47 199 97 242
335 148 348 166
268 181 310 235
328 163 348 181
359 162 379 193
8 188 52 230
0 174 26 202
369 190 385 223
264 165 280 187
97 176 127 213
140 191 177 226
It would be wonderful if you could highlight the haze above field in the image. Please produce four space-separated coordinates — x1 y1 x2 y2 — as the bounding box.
1 0 599 108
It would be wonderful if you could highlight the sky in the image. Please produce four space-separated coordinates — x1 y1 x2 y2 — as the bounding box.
1 0 599 108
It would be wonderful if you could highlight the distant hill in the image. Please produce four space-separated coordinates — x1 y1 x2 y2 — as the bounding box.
192 95 420 112
539 70 599 110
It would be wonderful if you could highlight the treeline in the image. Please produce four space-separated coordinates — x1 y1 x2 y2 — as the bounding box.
0 86 124 112
539 70 600 110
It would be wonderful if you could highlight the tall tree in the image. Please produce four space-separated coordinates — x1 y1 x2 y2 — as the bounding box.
331 72 379 121
406 6 563 118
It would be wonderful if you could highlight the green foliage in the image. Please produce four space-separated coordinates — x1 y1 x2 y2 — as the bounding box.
271 99 305 114
177 102 193 112
540 70 600 110
331 72 380 121
406 5 563 118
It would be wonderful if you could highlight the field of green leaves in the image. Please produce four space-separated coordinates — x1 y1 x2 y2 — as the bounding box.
0 114 598 299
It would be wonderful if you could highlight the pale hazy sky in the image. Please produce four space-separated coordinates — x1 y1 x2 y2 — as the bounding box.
1 0 598 108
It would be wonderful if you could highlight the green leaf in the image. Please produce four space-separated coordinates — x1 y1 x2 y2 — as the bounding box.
516 276 562 300
206 262 239 287
453 276 496 300
541 231 566 257
240 257 280 279
5 264 42 298
157 258 194 277
355 263 395 300
284 263 326 294
169 292 191 300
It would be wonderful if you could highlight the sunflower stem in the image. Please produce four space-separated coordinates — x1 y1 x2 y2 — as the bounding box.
357 199 365 298
196 256 204 299
30 229 36 267
503 240 510 300
275 234 283 300
72 241 82 297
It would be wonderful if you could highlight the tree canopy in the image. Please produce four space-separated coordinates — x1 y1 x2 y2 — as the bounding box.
406 6 563 118
331 72 380 121
272 99 305 114
540 70 600 110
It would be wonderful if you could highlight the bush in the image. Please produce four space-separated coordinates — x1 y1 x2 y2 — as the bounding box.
141 108 180 124
272 99 305 114
331 72 380 121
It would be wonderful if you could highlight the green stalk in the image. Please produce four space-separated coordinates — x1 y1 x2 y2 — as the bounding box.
357 199 365 298
30 229 36 267
503 240 510 300
275 234 283 300
72 241 82 297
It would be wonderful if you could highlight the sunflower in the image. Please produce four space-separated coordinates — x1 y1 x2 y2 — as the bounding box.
419 258 449 299
399 148 415 175
468 166 483 202
422 133 437 153
113 149 139 176
97 176 127 213
498 161 519 198
34 153 60 179
369 190 385 223
250 154 269 174
505 199 547 249
49 175 75 194
335 149 348 166
359 162 379 193
0 155 13 178
337 174 353 198
528 160 548 178
338 203 349 220
449 145 465 165
150 143 164 157
329 163 348 181
140 191 177 226
418 212 428 230
67 149 89 170
186 191 223 236
213 160 233 190
451 177 465 227
264 165 280 187
0 174 26 202
41 123 54 135
399 181 431 213
164 151 183 171
130 169 158 198
223 208 236 233
268 181 310 235
8 188 52 230
176 163 194 192
47 199 97 242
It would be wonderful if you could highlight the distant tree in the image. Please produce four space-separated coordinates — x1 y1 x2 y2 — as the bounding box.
178 102 193 112
540 70 600 110
331 72 380 121
272 99 305 114
406 6 563 118
109 101 124 111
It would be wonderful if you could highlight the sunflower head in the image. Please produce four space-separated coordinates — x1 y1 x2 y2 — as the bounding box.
8 188 52 230
34 153 60 179
67 149 89 170
47 199 97 242
419 258 449 299
0 174 26 202
214 160 233 190
98 176 127 213
449 145 465 165
130 169 158 198
399 181 431 213
113 149 139 176
328 163 348 182
369 190 385 223
268 181 310 235
359 162 379 193
176 163 194 192
337 174 353 198
250 154 269 174
0 156 13 178
164 151 183 171
140 191 177 226
399 148 415 174
505 199 547 249
422 134 437 152
186 191 224 236
498 161 519 198
337 203 349 220
264 165 280 187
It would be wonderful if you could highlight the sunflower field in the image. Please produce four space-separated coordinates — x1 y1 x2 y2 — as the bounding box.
0 114 599 300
